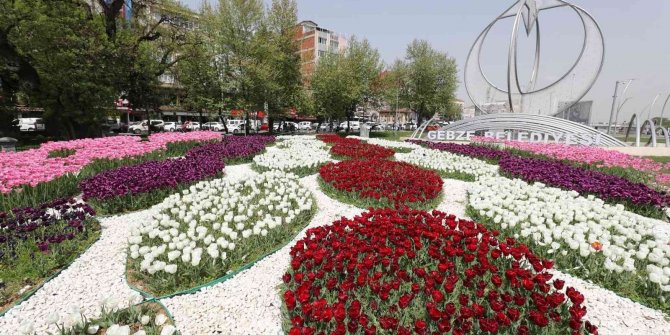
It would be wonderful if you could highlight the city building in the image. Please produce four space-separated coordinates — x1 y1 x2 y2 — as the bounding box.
294 20 347 80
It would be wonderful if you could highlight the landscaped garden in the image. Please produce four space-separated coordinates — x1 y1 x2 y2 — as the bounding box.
1 132 670 334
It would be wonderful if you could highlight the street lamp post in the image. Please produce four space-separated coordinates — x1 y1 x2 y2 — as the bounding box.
613 97 631 134
607 79 634 134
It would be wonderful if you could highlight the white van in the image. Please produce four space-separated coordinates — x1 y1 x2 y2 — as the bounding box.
227 119 246 133
17 118 46 132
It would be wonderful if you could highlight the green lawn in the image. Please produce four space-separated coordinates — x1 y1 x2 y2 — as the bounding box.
370 131 414 142
644 156 670 163
615 135 667 144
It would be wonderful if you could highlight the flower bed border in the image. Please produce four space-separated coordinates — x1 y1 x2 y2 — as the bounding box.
250 162 325 178
0 219 102 317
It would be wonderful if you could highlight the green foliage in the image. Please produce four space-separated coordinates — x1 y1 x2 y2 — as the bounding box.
0 0 195 139
47 148 76 159
391 39 459 121
310 37 383 128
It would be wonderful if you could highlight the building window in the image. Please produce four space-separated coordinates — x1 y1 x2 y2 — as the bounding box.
330 41 339 50
318 50 326 57
318 37 327 44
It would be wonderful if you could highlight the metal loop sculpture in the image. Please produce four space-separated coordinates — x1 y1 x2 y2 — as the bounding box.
464 0 604 115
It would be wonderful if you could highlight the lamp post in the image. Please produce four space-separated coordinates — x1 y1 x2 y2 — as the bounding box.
613 97 631 134
607 79 634 134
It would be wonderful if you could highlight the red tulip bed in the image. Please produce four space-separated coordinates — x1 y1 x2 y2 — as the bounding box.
282 208 598 335
319 159 444 209
330 142 396 160
316 134 361 145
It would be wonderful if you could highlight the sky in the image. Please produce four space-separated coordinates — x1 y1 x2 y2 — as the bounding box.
181 0 670 123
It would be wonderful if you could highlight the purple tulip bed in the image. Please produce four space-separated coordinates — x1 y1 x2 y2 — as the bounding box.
0 198 99 310
79 135 275 215
411 139 670 219
499 155 670 219
186 135 276 165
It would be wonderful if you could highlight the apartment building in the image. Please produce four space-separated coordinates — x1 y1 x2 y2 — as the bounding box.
294 20 347 80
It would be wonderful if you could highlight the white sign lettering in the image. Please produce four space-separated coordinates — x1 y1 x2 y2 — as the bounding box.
426 131 604 146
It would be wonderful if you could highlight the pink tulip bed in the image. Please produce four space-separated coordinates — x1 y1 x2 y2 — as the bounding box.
0 132 222 212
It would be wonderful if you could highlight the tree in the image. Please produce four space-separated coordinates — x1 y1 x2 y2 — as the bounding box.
310 52 351 131
210 0 265 134
343 38 383 131
257 0 302 133
175 27 220 129
0 0 196 138
1 0 117 138
310 36 383 133
393 39 459 125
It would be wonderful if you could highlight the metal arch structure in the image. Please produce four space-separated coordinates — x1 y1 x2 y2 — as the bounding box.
464 0 605 116
419 113 626 147
624 113 670 148
659 93 670 126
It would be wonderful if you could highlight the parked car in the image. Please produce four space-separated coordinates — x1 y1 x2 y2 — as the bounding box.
227 119 246 134
101 118 121 133
163 122 181 132
338 121 361 131
185 121 201 131
203 122 224 131
319 123 332 131
297 121 313 131
128 120 165 134
16 118 46 132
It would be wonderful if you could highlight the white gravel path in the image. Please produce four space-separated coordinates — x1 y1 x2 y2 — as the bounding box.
437 178 472 219
160 172 363 335
436 177 670 335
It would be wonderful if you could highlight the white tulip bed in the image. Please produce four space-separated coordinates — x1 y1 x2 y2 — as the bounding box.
2 136 670 335
128 169 315 296
252 136 332 176
469 176 670 311
396 147 499 181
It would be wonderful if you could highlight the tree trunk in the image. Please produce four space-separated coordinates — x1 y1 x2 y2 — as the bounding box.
244 111 250 135
269 116 274 135
219 108 229 134
346 113 351 134
315 121 322 133
199 109 203 130
146 106 151 136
